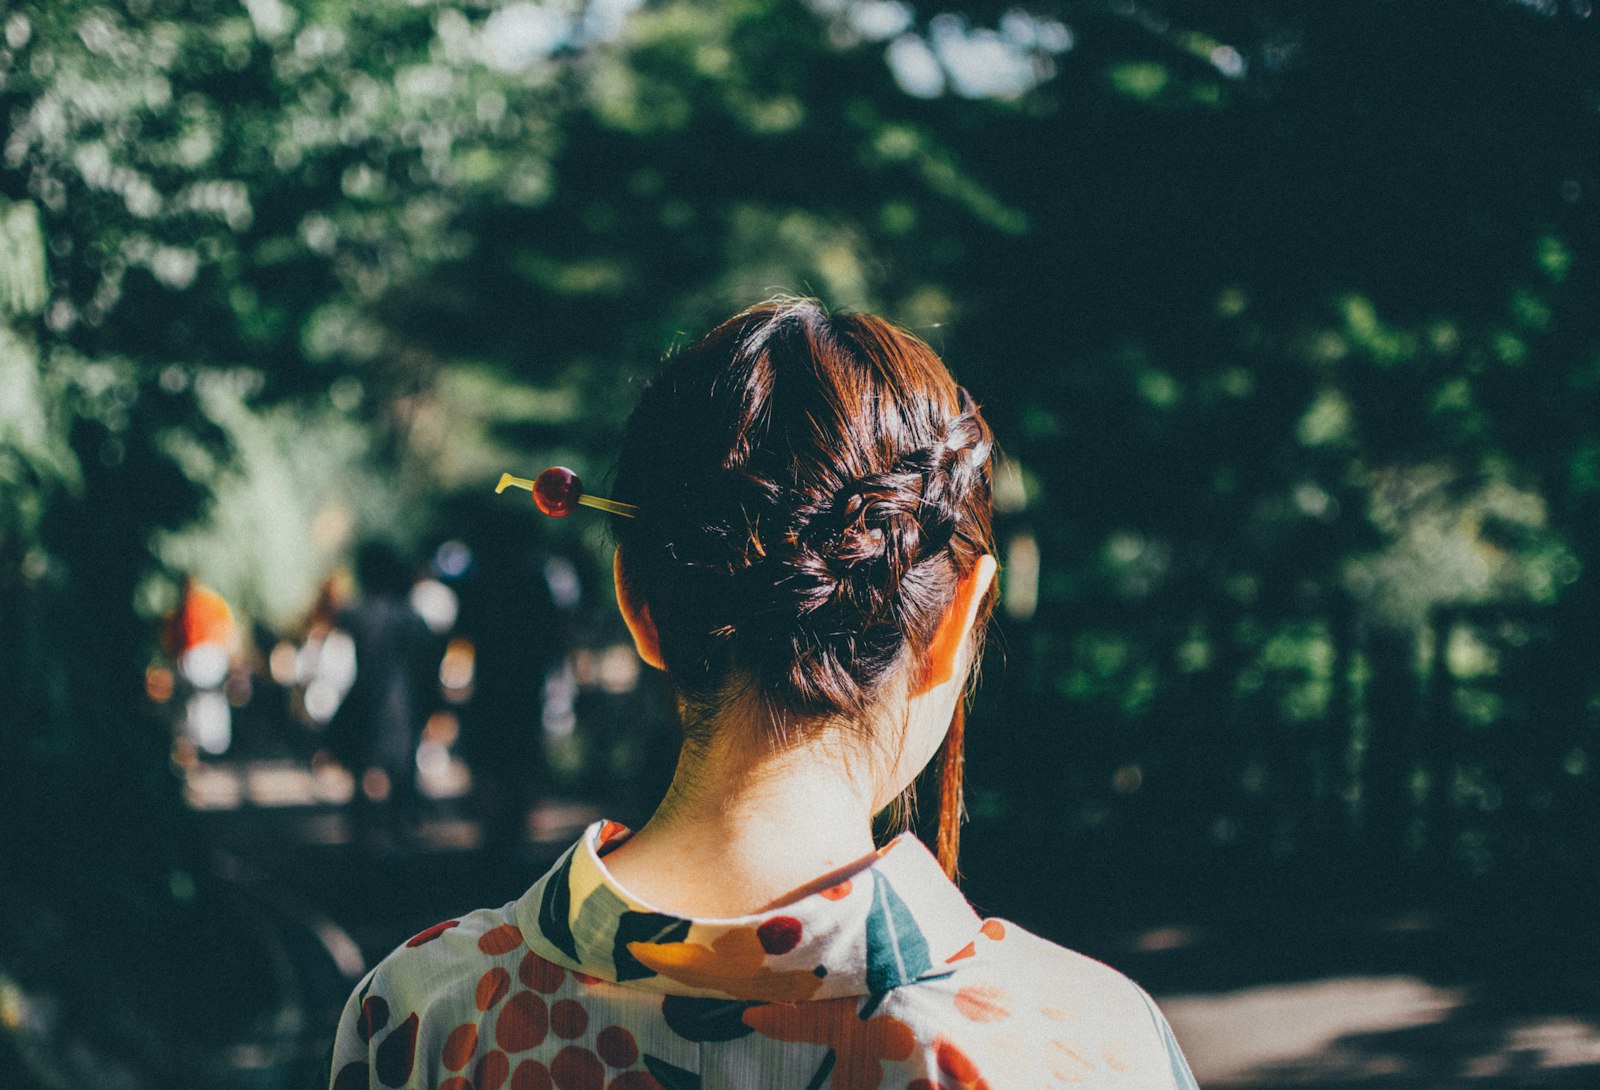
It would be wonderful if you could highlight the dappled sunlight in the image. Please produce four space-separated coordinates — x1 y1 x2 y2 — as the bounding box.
1165 976 1467 1085
1166 976 1600 1087
5 0 1600 1085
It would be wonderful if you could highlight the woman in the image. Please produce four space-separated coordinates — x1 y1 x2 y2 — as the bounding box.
330 300 1198 1089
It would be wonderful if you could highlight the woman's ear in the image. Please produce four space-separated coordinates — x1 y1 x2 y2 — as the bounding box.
614 548 666 670
916 554 998 695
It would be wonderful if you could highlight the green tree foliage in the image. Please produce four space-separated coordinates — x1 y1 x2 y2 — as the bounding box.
3 0 1599 962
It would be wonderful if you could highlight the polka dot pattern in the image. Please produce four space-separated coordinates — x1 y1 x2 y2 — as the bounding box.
406 919 461 948
550 1045 605 1090
374 1012 419 1087
954 984 1011 1023
756 916 802 955
479 923 525 955
606 1073 665 1090
332 1061 369 1090
478 967 512 1011
476 1048 511 1090
328 822 1195 1090
519 951 566 993
443 1022 479 1070
358 995 389 1043
497 990 550 1051
511 1059 554 1090
550 997 589 1040
594 1025 638 1068
935 1037 979 1083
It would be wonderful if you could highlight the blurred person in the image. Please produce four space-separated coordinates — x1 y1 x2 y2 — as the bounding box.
453 524 572 854
161 572 236 757
327 542 436 853
330 301 1197 1089
295 570 359 734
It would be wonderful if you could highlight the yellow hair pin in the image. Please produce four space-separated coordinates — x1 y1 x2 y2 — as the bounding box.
496 467 639 518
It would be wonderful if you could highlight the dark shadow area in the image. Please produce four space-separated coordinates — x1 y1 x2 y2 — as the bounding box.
4 1 1600 1086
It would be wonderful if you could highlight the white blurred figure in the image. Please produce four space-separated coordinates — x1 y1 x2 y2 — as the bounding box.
294 571 358 728
161 574 237 757
409 575 459 636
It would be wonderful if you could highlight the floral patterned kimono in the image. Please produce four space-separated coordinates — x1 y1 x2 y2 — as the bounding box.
330 820 1198 1090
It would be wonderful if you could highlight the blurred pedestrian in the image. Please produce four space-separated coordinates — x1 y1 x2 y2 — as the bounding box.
295 570 358 732
454 525 572 854
326 542 435 854
160 572 236 757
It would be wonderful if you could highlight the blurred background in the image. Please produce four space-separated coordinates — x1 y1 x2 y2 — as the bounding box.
2 0 1598 1086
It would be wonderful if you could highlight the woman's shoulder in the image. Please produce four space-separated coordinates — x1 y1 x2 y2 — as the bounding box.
329 902 534 1087
964 916 1150 999
363 901 531 1001
887 916 1198 1089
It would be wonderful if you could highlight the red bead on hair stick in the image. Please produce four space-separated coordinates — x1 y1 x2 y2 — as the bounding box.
496 467 638 518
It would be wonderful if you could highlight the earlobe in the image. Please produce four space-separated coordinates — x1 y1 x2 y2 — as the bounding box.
614 548 666 670
917 554 998 694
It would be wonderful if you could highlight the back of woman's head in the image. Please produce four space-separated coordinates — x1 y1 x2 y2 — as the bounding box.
613 298 995 737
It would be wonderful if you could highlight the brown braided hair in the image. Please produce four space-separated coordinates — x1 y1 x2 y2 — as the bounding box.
611 298 996 876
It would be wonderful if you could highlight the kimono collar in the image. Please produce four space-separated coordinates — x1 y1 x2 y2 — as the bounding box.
514 820 984 1002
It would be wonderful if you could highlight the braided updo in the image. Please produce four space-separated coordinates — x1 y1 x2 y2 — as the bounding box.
611 298 996 740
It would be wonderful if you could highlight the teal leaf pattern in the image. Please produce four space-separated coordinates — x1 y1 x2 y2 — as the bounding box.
537 844 579 962
661 995 758 1042
612 910 692 981
570 881 630 976
863 870 932 994
643 1053 703 1090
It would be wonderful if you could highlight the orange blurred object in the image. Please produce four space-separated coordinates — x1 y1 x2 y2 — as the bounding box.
145 665 175 703
161 577 235 659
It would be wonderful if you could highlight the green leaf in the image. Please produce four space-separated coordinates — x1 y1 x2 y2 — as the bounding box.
864 871 932 994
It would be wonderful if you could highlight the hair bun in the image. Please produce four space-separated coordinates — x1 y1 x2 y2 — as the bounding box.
611 301 995 724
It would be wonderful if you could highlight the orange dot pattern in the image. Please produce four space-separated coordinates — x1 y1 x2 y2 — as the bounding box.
406 919 461 948
954 984 1011 1023
478 967 512 1011
497 991 550 1051
479 923 525 956
606 1073 664 1090
511 1058 554 1090
550 998 589 1040
520 951 566 993
329 823 1197 1090
442 1023 478 1070
510 1058 554 1090
937 1036 980 1082
595 1025 638 1068
550 1044 605 1090
476 1048 511 1090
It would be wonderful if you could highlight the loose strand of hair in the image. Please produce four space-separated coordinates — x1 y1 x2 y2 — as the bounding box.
935 701 966 881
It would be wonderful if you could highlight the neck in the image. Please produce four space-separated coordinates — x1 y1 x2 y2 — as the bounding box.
601 720 885 918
